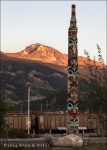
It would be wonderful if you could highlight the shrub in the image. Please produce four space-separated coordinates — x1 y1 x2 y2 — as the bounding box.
8 129 29 138
44 133 53 145
32 134 41 138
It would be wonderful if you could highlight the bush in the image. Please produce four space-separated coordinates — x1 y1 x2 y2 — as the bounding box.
8 129 29 138
44 133 53 145
32 134 41 138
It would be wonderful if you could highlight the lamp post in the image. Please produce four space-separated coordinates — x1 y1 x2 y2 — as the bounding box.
41 103 42 114
46 101 48 111
27 82 31 135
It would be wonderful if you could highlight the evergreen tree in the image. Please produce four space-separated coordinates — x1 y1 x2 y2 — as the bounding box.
0 98 7 135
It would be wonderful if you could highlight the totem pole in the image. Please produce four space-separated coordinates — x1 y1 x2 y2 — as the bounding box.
67 4 79 134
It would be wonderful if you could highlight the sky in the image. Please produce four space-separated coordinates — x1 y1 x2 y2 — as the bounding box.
1 1 106 63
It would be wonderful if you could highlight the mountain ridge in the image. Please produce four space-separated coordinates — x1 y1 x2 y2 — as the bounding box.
1 43 106 106
4 43 67 66
1 51 67 102
2 43 104 67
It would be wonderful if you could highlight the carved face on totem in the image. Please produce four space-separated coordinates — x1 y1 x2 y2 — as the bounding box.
68 58 77 66
67 114 79 134
67 89 78 103
70 82 78 89
71 29 77 39
68 41 78 57
70 21 76 27
67 100 79 114
69 26 77 40
67 125 78 134
70 115 79 122
68 68 78 83
68 57 78 71
69 119 78 131
68 80 78 90
68 121 79 130
68 86 78 95
69 38 78 46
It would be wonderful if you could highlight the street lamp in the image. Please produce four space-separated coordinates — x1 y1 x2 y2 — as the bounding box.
41 103 42 114
46 101 48 111
27 82 31 135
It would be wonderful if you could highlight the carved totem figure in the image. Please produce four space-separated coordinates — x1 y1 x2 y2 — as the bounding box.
67 4 79 134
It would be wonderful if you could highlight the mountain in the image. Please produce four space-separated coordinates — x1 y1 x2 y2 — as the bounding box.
1 43 106 111
5 43 67 66
5 43 103 67
0 52 67 104
78 56 104 67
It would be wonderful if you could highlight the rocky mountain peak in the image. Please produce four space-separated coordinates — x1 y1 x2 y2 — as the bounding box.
3 43 105 67
21 43 41 56
37 45 57 57
5 43 68 66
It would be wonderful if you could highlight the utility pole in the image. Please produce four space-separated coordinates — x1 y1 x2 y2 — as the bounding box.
46 101 48 111
41 103 42 114
27 82 31 135
21 104 23 112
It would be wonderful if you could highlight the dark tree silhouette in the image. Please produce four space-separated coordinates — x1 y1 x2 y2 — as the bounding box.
0 98 7 135
82 44 107 142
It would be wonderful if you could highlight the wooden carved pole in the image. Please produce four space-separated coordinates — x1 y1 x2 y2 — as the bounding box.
67 4 79 134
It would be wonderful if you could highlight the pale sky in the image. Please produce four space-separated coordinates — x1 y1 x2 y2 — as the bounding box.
1 1 106 63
